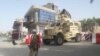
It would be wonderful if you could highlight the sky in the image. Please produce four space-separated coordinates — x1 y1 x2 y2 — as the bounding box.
0 0 100 32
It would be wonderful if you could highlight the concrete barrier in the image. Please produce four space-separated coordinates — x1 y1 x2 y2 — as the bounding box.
92 33 96 43
92 33 100 44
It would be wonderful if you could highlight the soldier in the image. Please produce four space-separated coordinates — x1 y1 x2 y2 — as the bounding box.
24 30 41 56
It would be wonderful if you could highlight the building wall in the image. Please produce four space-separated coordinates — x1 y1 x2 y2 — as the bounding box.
43 3 60 15
43 3 58 11
93 26 100 33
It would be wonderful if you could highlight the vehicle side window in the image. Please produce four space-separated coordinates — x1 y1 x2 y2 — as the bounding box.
62 23 67 27
56 23 60 26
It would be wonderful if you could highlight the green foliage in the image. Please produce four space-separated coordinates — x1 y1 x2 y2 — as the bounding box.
80 17 100 32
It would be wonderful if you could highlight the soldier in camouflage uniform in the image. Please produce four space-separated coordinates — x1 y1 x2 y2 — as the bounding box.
29 31 39 56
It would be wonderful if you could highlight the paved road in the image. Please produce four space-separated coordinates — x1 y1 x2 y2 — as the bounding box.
0 41 100 56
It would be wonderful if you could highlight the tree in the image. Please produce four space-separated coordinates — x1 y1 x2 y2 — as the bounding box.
80 19 87 31
95 18 100 25
80 17 100 32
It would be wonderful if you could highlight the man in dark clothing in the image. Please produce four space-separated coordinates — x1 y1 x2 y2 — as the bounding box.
24 31 40 56
29 33 39 56
12 32 19 45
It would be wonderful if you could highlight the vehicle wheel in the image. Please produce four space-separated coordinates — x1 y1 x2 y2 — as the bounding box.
75 34 81 42
43 39 50 45
55 35 64 45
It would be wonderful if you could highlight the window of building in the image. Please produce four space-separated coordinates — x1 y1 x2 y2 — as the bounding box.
38 9 55 23
25 16 31 22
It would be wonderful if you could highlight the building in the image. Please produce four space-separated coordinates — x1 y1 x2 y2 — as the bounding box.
13 17 28 39
43 3 60 21
13 18 24 30
24 5 57 34
43 3 59 13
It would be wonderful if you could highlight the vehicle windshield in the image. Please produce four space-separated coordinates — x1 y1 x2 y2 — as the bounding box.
51 23 55 27
51 23 60 27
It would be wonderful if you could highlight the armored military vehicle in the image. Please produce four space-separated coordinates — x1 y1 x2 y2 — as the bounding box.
43 9 82 45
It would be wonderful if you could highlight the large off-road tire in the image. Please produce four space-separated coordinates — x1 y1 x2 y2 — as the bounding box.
75 33 81 42
43 39 50 45
55 34 64 45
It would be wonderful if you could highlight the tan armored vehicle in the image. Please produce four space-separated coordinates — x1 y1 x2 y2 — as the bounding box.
43 9 82 45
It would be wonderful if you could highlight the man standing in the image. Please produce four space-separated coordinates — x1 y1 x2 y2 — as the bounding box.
12 30 19 45
24 30 41 56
